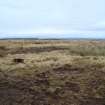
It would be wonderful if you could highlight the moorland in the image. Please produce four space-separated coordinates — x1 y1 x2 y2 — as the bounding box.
0 39 105 105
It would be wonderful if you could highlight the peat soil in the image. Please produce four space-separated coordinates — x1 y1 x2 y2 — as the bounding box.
0 64 105 105
0 46 68 55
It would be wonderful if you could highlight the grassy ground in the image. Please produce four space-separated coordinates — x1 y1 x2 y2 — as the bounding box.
0 40 105 105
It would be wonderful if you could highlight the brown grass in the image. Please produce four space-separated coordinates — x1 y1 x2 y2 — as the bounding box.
0 40 105 105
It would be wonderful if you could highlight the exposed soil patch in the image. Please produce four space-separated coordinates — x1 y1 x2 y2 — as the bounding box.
80 97 105 105
64 81 80 93
53 64 84 75
13 58 24 64
8 46 68 54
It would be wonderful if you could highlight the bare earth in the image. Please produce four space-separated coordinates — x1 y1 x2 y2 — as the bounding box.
0 40 105 105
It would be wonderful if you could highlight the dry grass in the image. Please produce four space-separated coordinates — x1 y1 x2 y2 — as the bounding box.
0 40 105 105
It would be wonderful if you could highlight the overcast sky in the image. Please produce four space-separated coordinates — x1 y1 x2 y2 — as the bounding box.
0 0 105 38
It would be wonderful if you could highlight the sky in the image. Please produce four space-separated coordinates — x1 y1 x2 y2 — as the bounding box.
0 0 105 38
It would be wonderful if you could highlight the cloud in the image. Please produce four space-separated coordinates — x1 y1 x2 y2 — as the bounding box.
92 21 105 31
83 21 105 31
0 0 105 38
0 0 29 9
